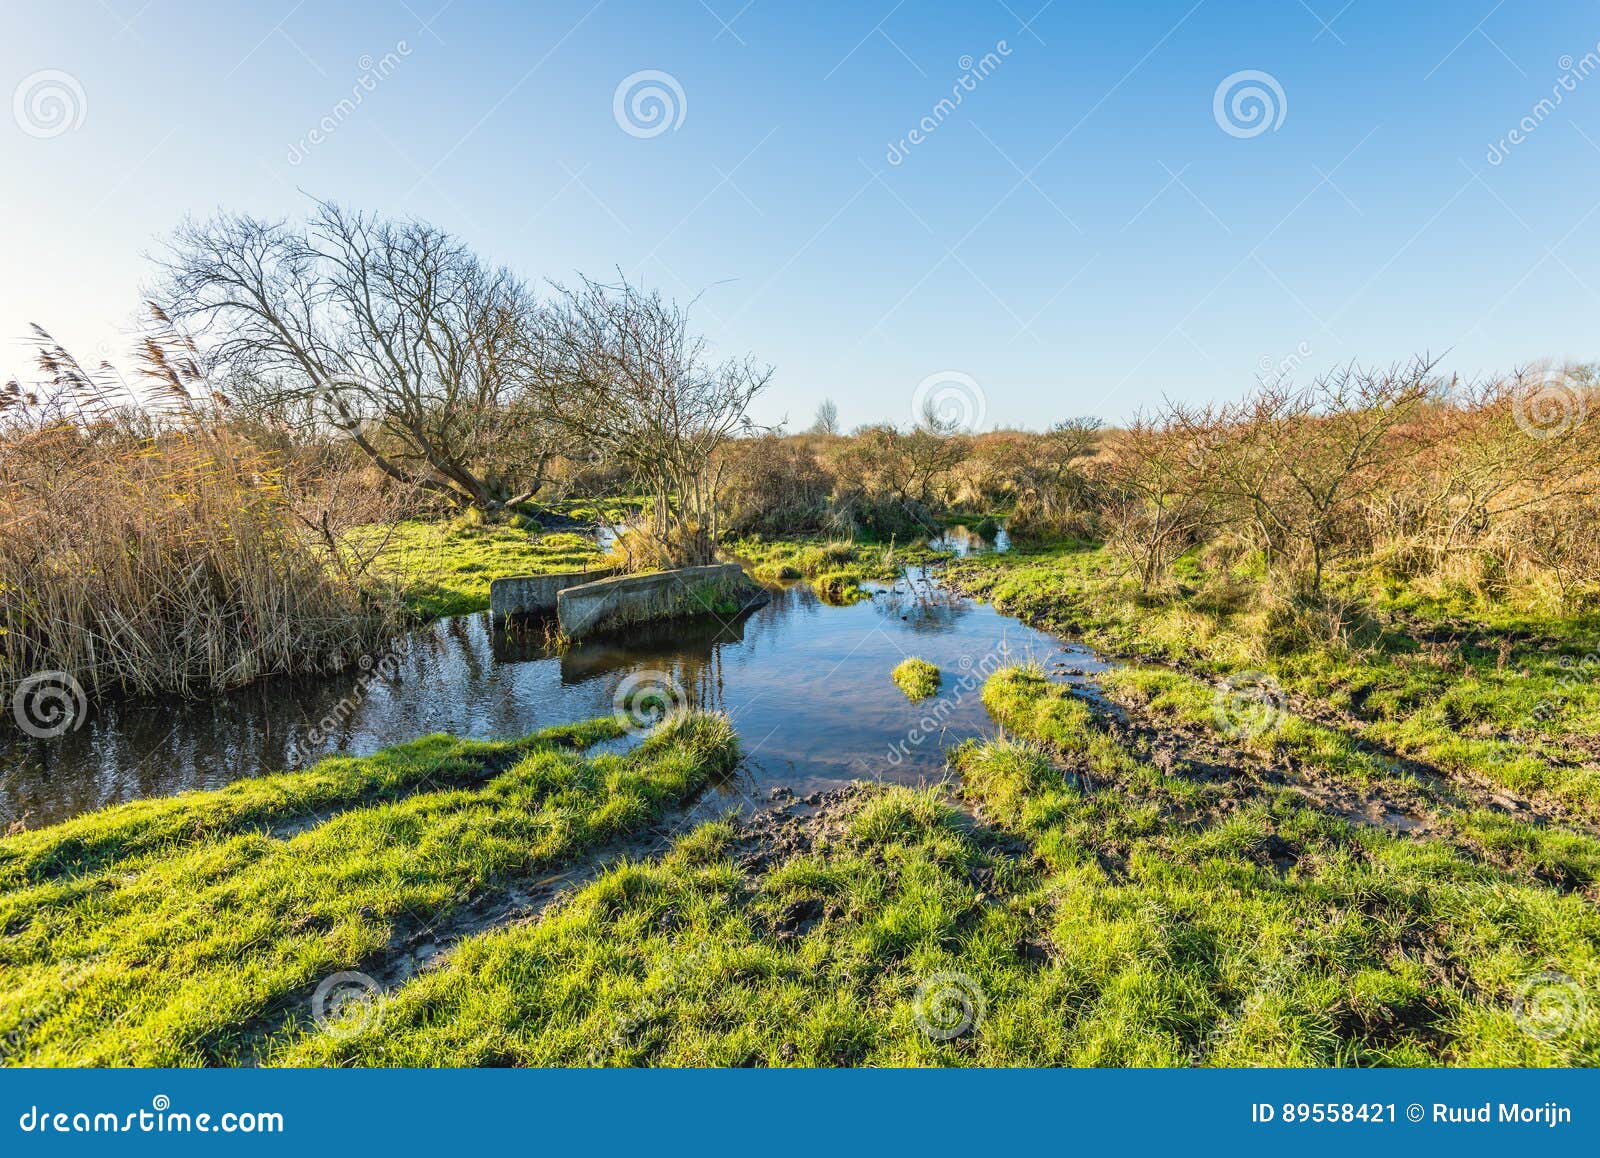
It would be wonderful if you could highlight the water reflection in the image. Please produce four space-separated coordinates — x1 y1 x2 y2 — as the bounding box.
1 546 1101 829
927 523 1010 556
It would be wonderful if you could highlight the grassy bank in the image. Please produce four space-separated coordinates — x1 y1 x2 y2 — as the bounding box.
353 518 608 618
947 542 1600 817
277 666 1596 1066
4 664 1594 1066
0 712 738 1065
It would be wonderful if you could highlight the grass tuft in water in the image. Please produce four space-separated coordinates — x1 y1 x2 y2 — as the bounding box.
891 657 941 701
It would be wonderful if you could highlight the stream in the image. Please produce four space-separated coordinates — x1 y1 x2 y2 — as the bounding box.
0 526 1109 829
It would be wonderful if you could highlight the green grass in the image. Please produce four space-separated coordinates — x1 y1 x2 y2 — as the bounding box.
891 658 941 701
525 495 648 526
352 518 607 618
732 536 945 599
947 542 1600 816
0 712 738 1066
0 719 622 892
7 662 1596 1067
268 668 1599 1067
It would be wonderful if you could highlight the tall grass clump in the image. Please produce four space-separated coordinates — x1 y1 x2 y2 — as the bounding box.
0 325 396 708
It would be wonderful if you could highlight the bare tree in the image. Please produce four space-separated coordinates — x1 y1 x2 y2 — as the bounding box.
1276 359 1438 591
1011 418 1101 530
1099 415 1213 591
810 397 841 436
537 276 772 565
157 201 555 511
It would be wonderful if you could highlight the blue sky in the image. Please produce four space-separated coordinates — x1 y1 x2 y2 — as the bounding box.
5 0 1600 429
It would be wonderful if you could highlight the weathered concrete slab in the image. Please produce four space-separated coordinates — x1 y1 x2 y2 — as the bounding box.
489 568 617 618
557 563 768 640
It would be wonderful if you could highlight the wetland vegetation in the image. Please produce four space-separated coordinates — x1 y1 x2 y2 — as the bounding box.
4 205 1600 1068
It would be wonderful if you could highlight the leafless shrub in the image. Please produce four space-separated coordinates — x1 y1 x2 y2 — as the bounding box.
1098 415 1214 591
537 275 772 567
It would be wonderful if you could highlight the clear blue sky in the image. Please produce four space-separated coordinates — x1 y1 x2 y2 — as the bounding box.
5 0 1600 429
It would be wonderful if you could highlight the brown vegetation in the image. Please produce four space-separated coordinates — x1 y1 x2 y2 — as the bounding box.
1 326 398 703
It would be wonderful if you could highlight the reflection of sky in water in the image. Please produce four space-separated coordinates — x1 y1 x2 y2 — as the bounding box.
926 523 1010 556
1 553 1101 829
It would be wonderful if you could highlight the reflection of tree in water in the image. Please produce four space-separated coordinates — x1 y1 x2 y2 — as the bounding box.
871 567 973 633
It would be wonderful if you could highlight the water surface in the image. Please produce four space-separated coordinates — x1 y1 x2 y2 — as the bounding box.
1 543 1104 828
